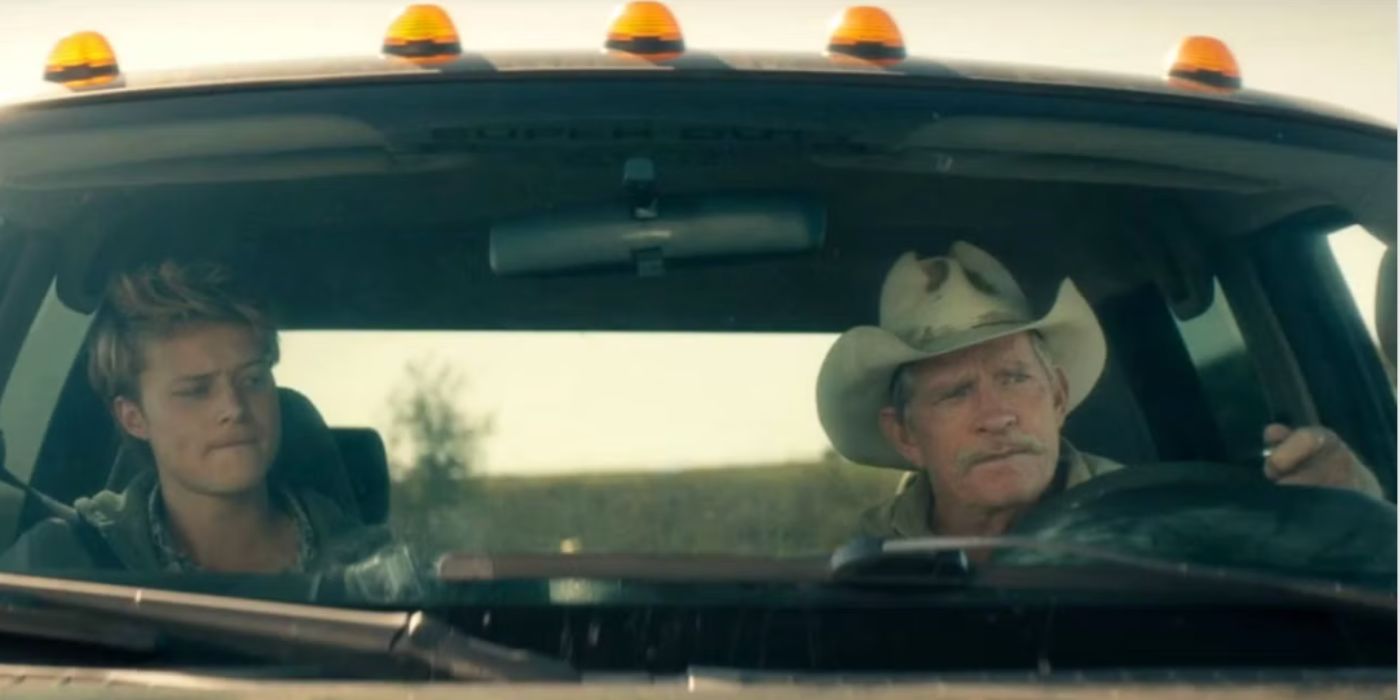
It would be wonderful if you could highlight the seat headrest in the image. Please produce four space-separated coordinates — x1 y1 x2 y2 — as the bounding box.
330 428 390 526
107 387 365 524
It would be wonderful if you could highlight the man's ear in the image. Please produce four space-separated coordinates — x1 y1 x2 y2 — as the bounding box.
1050 366 1071 425
113 396 150 441
878 406 924 468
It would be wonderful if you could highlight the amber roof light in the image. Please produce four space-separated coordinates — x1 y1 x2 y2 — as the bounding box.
383 4 462 64
44 31 120 88
826 6 906 66
1167 36 1241 93
605 1 685 62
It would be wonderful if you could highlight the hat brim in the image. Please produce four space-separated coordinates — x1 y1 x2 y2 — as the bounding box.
815 278 1106 469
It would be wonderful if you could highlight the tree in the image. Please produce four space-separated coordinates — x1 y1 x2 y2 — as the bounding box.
385 357 491 545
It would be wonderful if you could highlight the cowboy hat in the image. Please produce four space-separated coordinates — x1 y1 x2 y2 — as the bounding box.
815 241 1106 469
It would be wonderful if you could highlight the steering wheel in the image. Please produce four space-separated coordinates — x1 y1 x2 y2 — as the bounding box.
1000 462 1397 586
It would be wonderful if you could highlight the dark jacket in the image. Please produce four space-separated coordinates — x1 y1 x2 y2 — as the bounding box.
0 469 396 576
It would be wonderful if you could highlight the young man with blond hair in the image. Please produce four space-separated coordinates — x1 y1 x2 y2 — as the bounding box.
2 261 391 574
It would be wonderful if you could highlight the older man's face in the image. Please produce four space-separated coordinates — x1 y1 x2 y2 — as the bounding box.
879 332 1069 513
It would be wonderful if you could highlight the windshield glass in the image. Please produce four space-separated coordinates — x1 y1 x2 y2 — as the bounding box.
0 4 1393 623
280 330 898 556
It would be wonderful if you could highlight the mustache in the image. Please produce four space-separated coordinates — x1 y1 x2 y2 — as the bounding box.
956 435 1047 472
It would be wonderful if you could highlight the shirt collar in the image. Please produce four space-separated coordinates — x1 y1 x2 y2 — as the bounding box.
148 481 318 573
886 440 1089 538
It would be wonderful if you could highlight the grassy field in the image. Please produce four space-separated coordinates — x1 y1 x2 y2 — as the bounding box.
390 458 906 557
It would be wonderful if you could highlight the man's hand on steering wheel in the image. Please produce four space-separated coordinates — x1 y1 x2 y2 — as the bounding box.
1263 424 1384 497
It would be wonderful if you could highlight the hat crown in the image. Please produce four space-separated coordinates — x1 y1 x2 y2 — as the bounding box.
878 242 1032 351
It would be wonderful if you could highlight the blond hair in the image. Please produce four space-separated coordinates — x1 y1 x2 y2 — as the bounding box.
87 261 279 403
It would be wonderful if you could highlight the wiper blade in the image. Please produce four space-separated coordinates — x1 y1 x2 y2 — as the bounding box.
833 536 1398 610
0 598 160 654
438 552 831 583
0 572 576 681
437 541 1395 612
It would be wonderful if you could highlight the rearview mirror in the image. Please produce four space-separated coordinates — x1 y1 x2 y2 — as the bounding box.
489 195 826 275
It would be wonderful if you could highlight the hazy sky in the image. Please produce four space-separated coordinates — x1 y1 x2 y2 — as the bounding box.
1 1 1393 474
276 331 840 473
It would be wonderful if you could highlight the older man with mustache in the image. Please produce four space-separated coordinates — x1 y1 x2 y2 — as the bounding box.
816 242 1383 539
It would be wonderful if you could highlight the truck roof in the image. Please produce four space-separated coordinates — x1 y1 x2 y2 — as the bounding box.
8 49 1393 134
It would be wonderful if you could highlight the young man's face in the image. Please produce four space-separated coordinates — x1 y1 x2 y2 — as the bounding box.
115 322 281 498
880 332 1069 513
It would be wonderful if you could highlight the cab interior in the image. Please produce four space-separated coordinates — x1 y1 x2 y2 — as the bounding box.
0 76 1393 553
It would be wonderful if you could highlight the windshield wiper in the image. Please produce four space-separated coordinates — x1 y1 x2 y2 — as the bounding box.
438 552 832 583
437 539 1395 612
833 536 1398 610
0 571 577 681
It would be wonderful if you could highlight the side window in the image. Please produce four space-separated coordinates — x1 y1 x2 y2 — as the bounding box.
1326 225 1387 356
1249 220 1396 497
1173 280 1271 465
